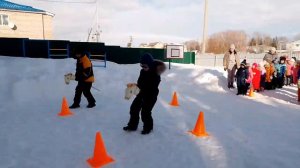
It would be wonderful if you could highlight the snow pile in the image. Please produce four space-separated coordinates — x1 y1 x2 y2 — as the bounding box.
0 56 299 168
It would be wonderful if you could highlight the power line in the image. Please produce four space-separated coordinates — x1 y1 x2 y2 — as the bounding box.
35 0 96 4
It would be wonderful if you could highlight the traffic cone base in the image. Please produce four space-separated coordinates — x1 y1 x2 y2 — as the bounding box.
170 92 179 107
249 88 254 97
188 112 209 138
87 155 114 168
58 97 73 117
188 130 209 137
87 132 115 168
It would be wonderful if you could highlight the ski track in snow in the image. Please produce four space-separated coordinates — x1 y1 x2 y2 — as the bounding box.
0 56 299 168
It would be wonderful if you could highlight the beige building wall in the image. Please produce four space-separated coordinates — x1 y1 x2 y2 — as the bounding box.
0 10 53 39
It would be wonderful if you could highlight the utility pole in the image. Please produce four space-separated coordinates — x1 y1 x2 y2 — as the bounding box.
201 0 208 54
96 0 100 42
127 36 133 48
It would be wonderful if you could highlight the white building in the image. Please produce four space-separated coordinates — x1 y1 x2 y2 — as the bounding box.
286 40 300 52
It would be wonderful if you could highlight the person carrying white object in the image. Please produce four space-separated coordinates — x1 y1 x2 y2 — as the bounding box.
69 47 96 109
123 53 166 135
125 83 140 100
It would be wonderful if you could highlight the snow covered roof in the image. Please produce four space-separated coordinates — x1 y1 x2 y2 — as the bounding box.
288 40 300 44
0 0 54 16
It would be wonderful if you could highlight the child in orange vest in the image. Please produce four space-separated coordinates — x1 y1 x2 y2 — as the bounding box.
264 62 275 90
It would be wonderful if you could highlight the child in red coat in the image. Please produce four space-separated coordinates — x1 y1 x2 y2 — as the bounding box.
252 63 261 92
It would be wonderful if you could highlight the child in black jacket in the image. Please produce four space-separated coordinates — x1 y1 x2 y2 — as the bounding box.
236 60 249 95
123 53 166 135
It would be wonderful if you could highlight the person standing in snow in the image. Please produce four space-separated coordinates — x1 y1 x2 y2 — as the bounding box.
245 63 253 92
69 47 96 109
285 57 294 86
223 44 240 89
275 56 287 88
252 63 261 92
292 58 299 85
259 62 266 92
263 47 278 65
264 62 275 90
123 53 166 135
236 60 249 95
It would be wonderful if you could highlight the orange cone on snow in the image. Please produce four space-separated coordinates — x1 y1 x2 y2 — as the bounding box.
87 132 115 168
189 112 209 137
57 97 74 117
249 87 255 97
170 92 179 107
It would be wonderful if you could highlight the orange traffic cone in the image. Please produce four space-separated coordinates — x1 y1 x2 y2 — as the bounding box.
87 132 115 168
249 87 254 97
189 112 209 137
58 97 74 117
170 92 179 107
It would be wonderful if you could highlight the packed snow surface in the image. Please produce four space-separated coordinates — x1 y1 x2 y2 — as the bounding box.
0 56 299 168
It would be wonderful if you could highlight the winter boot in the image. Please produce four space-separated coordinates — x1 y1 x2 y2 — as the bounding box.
87 103 96 108
69 103 80 109
123 126 137 132
141 129 153 135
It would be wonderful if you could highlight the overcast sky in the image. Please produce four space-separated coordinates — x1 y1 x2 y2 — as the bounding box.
10 0 300 46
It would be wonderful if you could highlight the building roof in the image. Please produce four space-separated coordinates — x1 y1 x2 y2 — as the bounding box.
289 40 300 44
0 0 52 15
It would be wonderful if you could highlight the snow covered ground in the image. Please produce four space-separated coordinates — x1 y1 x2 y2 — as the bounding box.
0 56 299 168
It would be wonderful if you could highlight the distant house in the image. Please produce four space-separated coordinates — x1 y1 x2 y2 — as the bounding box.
139 42 187 51
140 42 165 49
286 40 300 52
0 0 54 39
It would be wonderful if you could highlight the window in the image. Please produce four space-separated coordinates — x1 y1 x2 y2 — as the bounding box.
0 14 9 26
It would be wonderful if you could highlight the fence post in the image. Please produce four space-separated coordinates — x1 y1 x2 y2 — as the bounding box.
22 39 26 57
214 55 217 67
104 53 107 68
47 41 50 59
66 43 70 58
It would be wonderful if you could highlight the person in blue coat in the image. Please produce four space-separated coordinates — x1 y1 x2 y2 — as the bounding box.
275 57 287 88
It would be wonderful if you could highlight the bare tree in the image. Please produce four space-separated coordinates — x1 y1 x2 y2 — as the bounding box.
206 30 248 54
184 40 201 52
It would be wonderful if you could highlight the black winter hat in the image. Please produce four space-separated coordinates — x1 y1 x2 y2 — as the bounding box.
240 59 247 66
280 56 287 61
140 53 154 66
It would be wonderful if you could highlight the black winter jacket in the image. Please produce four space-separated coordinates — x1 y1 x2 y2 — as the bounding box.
236 67 249 87
137 69 161 97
